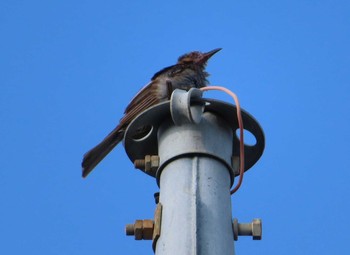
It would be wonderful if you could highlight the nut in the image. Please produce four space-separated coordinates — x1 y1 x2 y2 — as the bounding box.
252 219 262 240
134 155 159 175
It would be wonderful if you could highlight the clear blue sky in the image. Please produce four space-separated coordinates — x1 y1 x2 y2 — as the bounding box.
1 1 349 254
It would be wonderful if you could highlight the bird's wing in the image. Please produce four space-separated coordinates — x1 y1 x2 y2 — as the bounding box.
120 79 166 128
124 81 154 113
123 64 176 114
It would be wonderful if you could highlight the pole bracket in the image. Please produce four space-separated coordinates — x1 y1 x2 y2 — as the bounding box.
124 89 265 180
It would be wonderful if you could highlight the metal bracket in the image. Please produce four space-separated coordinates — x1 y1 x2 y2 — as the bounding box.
152 203 162 251
170 88 204 125
124 95 265 178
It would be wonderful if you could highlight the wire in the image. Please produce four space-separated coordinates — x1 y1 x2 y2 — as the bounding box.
200 86 245 195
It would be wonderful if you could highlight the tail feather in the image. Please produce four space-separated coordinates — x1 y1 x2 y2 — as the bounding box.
82 128 124 178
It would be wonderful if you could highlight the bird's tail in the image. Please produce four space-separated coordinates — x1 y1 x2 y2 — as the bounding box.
82 127 124 178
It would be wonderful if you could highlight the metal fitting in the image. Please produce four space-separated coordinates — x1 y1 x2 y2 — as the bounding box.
125 203 163 249
134 155 160 175
126 220 154 240
233 218 262 241
170 88 204 125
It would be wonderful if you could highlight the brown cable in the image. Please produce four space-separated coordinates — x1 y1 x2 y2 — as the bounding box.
200 86 245 195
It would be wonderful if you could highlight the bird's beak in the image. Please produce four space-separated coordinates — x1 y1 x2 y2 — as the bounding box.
199 48 222 64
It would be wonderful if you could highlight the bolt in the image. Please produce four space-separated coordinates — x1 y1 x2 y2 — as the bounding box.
134 155 159 175
134 159 145 170
125 224 135 235
232 218 262 241
125 220 154 240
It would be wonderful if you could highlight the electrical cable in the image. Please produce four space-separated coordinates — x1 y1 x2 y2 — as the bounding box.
200 86 245 195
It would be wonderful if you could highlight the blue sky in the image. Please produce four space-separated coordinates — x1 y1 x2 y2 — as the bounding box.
1 0 349 254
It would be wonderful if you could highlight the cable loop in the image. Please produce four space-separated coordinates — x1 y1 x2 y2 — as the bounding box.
200 86 245 195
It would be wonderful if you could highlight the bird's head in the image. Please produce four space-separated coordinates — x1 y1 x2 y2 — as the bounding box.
177 48 222 66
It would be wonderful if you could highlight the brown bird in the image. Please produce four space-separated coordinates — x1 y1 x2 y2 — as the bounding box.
82 48 222 177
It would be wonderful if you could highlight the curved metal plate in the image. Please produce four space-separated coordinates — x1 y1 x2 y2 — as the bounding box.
124 99 265 177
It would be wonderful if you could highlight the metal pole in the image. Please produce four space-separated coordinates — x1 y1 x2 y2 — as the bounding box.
124 88 265 254
155 90 235 254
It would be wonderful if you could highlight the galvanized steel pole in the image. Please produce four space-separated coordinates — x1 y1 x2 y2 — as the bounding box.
156 115 235 254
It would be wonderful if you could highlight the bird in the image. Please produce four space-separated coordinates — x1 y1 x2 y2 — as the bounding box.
82 48 222 178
